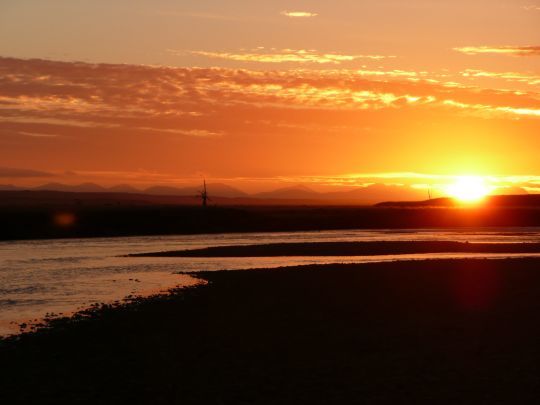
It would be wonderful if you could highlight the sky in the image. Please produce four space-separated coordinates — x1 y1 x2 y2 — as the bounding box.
0 0 539 195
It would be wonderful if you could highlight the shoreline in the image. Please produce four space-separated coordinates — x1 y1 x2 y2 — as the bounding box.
0 272 204 338
4 257 540 403
131 240 540 257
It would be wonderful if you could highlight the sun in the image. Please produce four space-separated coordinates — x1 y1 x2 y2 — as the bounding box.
445 176 490 203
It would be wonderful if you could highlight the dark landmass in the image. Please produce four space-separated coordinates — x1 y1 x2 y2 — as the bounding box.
1 191 540 241
0 182 430 203
131 241 540 257
3 258 540 404
377 194 540 208
0 189 333 207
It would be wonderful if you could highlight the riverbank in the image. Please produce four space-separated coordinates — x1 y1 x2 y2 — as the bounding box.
2 258 540 404
131 240 540 257
3 203 540 240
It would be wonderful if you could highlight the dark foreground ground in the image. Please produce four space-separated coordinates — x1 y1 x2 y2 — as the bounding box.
3 258 540 404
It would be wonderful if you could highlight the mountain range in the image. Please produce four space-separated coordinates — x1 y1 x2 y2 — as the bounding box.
0 182 529 205
0 182 428 203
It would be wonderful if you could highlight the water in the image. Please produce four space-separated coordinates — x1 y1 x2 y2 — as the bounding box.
2 228 540 336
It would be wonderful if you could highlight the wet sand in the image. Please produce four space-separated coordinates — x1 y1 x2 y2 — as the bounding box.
3 258 540 404
131 240 540 257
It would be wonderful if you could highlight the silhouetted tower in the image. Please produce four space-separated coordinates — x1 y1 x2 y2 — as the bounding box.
199 179 210 207
428 189 432 200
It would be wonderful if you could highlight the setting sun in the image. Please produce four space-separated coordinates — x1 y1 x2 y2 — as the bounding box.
445 176 490 203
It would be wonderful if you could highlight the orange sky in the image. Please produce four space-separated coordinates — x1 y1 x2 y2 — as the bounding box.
0 1 539 196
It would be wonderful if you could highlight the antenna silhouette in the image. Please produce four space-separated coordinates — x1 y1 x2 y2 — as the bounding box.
199 179 211 207
428 188 432 200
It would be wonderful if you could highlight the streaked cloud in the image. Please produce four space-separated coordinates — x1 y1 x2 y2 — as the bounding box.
443 100 540 118
1 57 539 136
522 5 540 10
139 128 223 137
0 166 54 178
18 131 60 138
460 69 540 85
183 48 393 64
454 45 540 56
281 11 318 18
354 69 423 78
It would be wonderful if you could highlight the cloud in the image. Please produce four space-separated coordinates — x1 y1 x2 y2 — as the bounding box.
281 11 318 18
138 128 223 137
454 46 540 57
18 131 60 138
460 69 540 85
0 55 539 151
183 48 393 64
442 100 540 118
1 57 538 191
0 167 54 178
522 5 540 11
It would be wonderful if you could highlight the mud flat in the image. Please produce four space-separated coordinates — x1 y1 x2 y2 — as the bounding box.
131 240 540 257
3 258 540 404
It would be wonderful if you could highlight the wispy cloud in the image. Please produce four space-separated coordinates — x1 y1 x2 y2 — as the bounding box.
1 57 538 191
454 45 540 57
281 11 318 18
1 56 539 151
139 128 223 137
183 48 393 64
522 5 540 11
460 69 540 85
0 166 54 178
18 131 60 138
443 100 540 118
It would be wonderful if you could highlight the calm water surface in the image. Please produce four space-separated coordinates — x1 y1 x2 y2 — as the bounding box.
2 228 540 336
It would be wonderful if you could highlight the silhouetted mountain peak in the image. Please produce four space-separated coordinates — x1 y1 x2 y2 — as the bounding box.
108 184 141 193
253 184 319 199
34 182 107 192
0 184 21 191
143 183 248 198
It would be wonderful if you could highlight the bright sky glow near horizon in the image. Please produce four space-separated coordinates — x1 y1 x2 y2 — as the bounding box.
0 0 539 198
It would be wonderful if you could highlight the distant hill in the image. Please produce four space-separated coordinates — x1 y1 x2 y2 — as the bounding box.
376 194 540 208
253 185 320 200
0 182 442 204
375 197 457 208
25 182 248 199
325 184 427 203
253 184 426 204
4 182 538 207
143 184 248 198
108 184 141 193
0 184 21 191
34 182 108 193
489 194 540 207
143 186 189 196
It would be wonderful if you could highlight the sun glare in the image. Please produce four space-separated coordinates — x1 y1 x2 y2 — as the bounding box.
445 176 490 203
